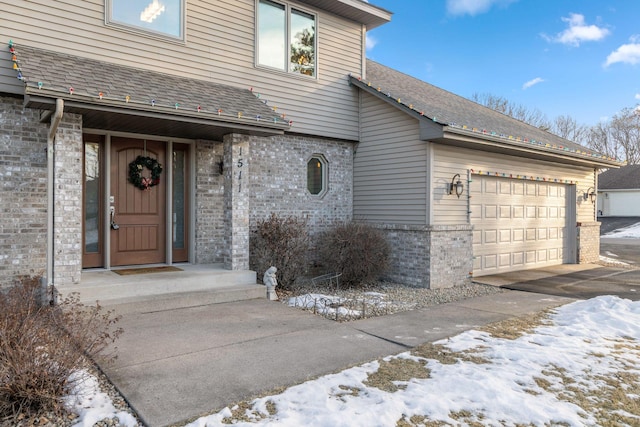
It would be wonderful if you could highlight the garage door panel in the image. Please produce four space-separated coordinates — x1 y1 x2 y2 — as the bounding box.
526 250 536 263
472 175 571 276
513 252 524 265
485 180 498 194
526 228 536 240
513 228 524 242
526 206 537 218
537 228 548 240
513 206 524 218
537 207 547 218
484 230 497 244
513 182 524 195
537 250 548 262
499 253 511 266
484 254 497 269
484 205 497 219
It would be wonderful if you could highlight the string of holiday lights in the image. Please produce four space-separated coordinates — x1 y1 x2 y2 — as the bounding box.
469 169 578 185
8 40 292 127
351 75 618 163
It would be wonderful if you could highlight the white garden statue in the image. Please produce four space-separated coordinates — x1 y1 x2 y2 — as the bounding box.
263 266 278 301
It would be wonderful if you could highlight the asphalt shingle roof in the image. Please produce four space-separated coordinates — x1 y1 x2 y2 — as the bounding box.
598 165 640 190
355 60 617 164
11 44 289 128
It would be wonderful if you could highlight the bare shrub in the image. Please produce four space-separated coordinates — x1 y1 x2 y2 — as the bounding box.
250 213 311 290
0 276 123 422
317 221 390 288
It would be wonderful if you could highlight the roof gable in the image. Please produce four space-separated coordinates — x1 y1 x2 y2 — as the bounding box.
351 60 618 167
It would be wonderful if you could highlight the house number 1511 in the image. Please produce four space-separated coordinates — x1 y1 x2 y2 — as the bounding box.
237 148 244 192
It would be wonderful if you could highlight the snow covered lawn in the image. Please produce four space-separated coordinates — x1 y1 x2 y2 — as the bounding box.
604 222 640 238
183 296 640 427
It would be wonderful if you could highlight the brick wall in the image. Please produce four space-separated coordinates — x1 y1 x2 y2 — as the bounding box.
249 134 353 235
375 223 473 289
0 96 48 286
195 139 224 264
577 221 601 264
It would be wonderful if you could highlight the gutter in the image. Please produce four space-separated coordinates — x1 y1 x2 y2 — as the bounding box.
44 98 64 305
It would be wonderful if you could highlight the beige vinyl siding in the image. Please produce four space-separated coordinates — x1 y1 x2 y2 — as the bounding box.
0 0 363 140
432 144 596 226
354 92 428 224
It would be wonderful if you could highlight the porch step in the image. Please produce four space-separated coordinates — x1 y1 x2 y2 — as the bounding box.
59 264 266 308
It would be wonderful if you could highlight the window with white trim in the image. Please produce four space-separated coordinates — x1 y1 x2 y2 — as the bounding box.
257 0 316 77
106 0 184 39
307 155 327 196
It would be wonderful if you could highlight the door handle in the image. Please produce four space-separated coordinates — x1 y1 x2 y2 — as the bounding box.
110 206 120 230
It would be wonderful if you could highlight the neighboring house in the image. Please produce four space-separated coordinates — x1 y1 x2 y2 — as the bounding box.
597 165 640 217
0 0 618 295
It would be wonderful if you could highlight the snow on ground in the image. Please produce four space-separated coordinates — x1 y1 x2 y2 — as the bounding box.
599 254 630 266
604 221 640 238
63 370 138 427
184 296 640 427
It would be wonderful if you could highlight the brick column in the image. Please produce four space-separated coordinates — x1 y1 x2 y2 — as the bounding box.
223 134 250 270
577 221 600 264
53 113 83 286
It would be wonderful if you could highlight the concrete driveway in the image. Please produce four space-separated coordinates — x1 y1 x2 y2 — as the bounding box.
474 264 640 301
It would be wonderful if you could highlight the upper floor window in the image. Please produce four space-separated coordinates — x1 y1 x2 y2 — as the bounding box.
257 0 316 77
107 0 184 39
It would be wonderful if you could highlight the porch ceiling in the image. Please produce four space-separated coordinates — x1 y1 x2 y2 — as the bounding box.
14 44 290 139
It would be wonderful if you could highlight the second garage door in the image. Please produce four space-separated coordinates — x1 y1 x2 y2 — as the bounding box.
471 175 573 276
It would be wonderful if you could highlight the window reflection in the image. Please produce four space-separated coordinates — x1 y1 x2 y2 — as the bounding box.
84 142 100 253
257 0 316 77
290 9 315 76
109 0 183 38
173 149 185 250
258 0 286 70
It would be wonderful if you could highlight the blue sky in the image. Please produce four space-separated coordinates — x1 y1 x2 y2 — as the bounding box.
366 0 640 127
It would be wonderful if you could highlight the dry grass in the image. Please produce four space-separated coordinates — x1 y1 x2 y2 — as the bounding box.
206 311 640 426
534 338 640 427
364 357 430 393
478 309 553 340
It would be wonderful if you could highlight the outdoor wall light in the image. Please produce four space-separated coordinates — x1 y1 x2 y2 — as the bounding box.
583 187 596 204
449 173 464 198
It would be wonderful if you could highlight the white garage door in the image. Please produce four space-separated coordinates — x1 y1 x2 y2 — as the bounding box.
471 175 571 276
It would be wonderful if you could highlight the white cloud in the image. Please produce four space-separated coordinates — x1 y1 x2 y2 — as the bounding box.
635 93 640 100
522 77 545 90
546 13 610 46
604 35 640 67
446 0 516 16
366 34 377 51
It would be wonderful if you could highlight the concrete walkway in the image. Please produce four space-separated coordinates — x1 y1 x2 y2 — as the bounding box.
98 289 576 427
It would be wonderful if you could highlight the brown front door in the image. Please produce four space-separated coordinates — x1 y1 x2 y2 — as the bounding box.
110 138 166 266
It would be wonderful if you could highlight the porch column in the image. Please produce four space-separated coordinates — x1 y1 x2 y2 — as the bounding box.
223 134 250 270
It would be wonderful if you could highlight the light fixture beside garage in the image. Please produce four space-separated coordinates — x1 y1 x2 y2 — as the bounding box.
449 173 464 198
584 187 596 204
